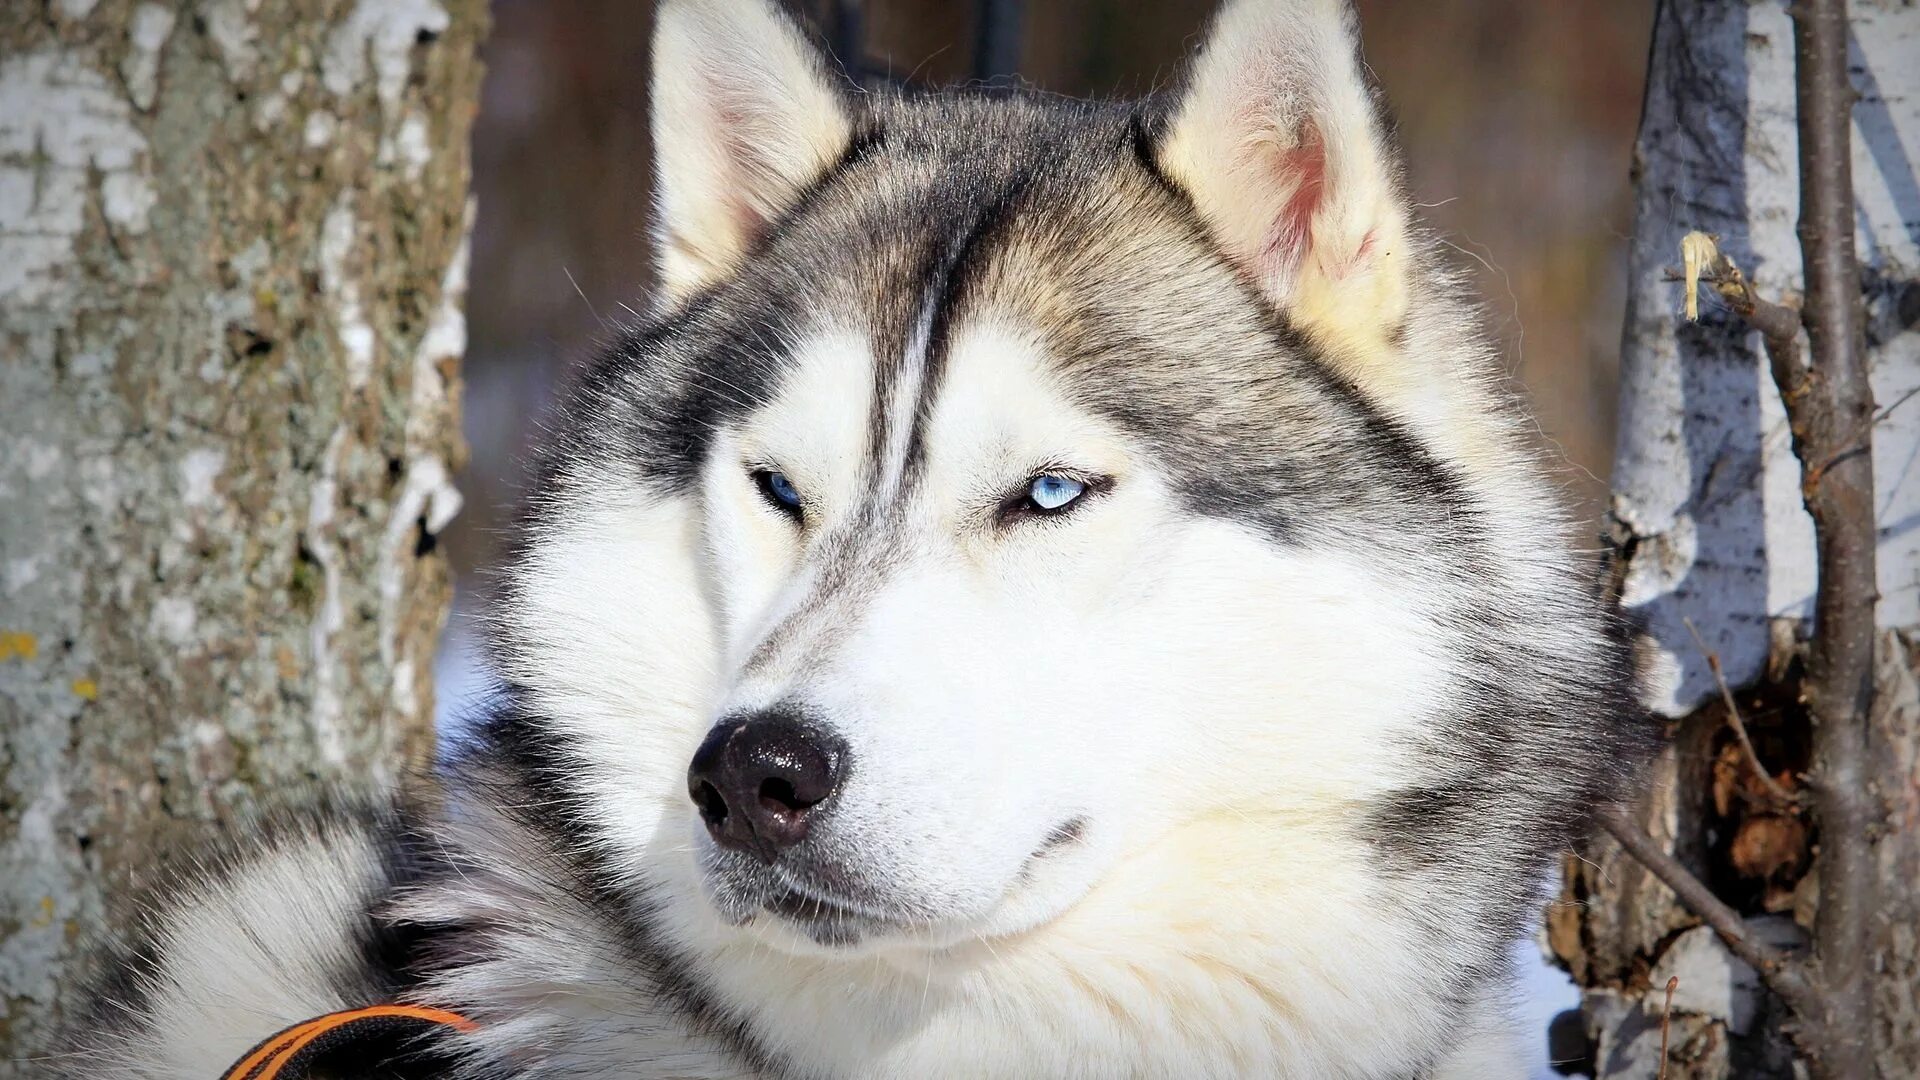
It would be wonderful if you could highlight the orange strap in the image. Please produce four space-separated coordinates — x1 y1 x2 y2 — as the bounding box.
221 1004 476 1080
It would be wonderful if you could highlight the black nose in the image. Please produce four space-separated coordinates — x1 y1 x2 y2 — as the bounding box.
687 709 847 859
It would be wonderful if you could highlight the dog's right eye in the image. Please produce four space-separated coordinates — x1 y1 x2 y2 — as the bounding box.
752 469 804 523
1027 474 1086 512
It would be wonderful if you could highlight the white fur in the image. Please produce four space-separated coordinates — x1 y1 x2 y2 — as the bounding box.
65 3 1624 1077
489 3 1567 1074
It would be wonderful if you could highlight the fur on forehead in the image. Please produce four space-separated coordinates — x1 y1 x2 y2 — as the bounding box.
597 0 1523 526
548 110 1476 587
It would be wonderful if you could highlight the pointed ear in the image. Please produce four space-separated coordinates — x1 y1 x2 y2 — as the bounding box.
1156 0 1410 359
650 0 852 303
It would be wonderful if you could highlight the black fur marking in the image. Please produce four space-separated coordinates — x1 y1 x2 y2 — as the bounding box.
58 931 165 1056
1124 106 1182 200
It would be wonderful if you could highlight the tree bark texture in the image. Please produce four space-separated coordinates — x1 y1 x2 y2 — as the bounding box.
0 0 483 1066
1560 0 1920 1075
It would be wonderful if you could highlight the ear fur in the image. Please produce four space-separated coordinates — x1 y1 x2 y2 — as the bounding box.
1157 0 1411 363
650 0 852 303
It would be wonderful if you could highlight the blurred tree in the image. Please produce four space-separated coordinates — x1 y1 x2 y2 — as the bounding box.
1561 1 1920 1076
0 0 483 1067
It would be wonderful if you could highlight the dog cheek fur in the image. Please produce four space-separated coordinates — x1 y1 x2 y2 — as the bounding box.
497 471 721 874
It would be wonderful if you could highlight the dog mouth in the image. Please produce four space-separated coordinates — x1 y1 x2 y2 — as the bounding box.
759 882 893 945
697 852 906 946
701 816 1094 949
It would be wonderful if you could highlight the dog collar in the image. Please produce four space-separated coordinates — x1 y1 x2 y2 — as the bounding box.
219 1004 475 1080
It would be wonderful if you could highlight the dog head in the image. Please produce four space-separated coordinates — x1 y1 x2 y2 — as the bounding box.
497 0 1585 962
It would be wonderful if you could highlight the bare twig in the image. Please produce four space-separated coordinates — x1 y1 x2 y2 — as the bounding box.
1788 1 1878 1074
1682 616 1798 805
1811 381 1920 486
1598 808 1809 989
1872 383 1920 428
1657 974 1679 1080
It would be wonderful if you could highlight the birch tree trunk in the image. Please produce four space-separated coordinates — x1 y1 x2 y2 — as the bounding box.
0 1 483 1066
1554 0 1920 1075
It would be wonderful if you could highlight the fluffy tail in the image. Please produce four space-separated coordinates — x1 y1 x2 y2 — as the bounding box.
47 805 411 1079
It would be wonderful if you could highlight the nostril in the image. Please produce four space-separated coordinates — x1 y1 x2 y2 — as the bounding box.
692 779 729 826
757 776 820 814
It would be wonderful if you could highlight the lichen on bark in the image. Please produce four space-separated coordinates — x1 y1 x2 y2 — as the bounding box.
0 0 485 1064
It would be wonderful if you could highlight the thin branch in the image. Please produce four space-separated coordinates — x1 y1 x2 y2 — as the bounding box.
1597 807 1813 999
1810 381 1920 486
1871 383 1920 428
1681 616 1799 805
1667 8 1879 1070
1789 1 1879 1075
1657 974 1679 1080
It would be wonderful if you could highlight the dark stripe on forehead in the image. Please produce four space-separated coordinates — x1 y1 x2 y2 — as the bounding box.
898 165 1044 485
858 150 1046 516
859 235 941 512
783 158 1051 666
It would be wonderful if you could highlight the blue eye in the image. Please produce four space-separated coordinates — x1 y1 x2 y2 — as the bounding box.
754 469 803 520
1027 474 1087 513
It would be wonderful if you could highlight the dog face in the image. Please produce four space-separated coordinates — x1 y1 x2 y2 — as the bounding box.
675 307 1456 952
499 0 1568 966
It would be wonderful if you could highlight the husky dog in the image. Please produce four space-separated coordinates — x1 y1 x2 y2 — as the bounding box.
57 0 1647 1076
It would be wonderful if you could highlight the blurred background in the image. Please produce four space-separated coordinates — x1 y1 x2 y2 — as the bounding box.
441 2 1657 1074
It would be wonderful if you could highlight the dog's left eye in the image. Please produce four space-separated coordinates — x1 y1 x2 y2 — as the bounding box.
1026 474 1087 513
753 469 804 522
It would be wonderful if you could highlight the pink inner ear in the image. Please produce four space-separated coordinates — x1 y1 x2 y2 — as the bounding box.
694 52 809 241
708 92 777 241
1257 121 1327 287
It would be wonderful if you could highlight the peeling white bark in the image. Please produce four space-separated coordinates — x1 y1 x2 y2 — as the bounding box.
0 50 150 308
303 424 352 768
1613 0 1920 717
323 0 451 113
1575 3 1920 1076
119 5 176 112
319 195 378 388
